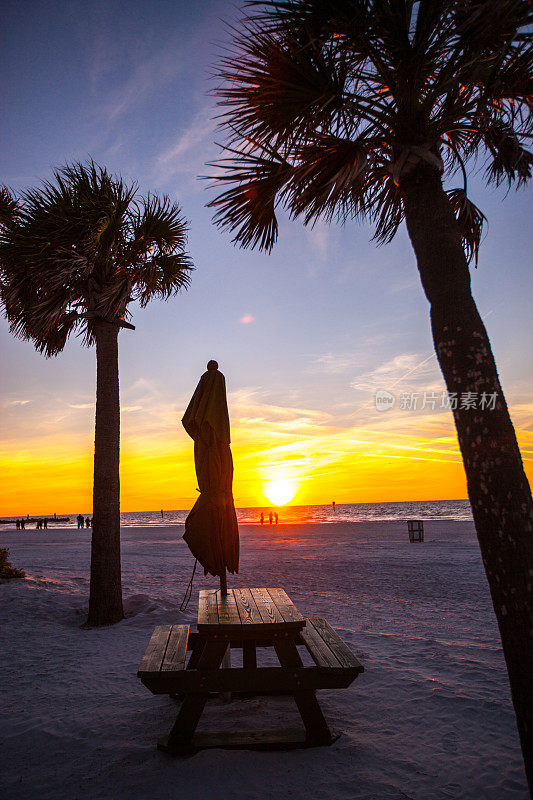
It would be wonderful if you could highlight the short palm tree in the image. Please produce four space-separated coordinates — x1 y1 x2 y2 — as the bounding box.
0 162 193 626
207 0 533 783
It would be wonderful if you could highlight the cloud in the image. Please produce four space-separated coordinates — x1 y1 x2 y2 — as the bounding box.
305 222 331 265
104 50 182 121
239 314 255 324
350 352 439 392
153 106 216 183
312 353 362 374
7 399 31 406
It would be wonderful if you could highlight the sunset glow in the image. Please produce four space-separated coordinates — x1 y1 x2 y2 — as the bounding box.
1 1 531 520
263 478 298 506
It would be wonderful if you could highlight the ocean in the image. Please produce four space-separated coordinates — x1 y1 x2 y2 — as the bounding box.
30 498 473 527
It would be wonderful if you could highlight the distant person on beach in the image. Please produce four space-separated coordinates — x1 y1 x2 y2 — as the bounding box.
161 509 164 519
274 512 278 524
77 514 83 529
269 511 273 525
260 512 264 525
20 518 25 529
85 517 90 528
43 518 48 529
332 500 336 511
16 519 20 530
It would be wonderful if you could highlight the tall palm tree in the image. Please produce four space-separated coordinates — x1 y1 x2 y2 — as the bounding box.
0 162 193 626
207 0 533 784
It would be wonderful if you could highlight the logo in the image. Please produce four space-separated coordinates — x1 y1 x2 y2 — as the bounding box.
375 389 395 412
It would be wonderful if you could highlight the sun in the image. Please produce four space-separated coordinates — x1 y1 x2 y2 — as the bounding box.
264 478 297 506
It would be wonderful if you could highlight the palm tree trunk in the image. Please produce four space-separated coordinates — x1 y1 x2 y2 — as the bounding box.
401 163 533 790
87 318 124 626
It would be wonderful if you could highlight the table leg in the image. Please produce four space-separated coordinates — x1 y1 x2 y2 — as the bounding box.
273 638 332 745
161 638 229 754
221 644 231 701
186 636 206 670
243 640 257 670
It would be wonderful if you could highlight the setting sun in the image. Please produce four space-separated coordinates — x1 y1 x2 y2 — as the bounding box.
264 478 297 506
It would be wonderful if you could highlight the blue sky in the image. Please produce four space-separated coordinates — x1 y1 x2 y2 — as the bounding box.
1 0 532 511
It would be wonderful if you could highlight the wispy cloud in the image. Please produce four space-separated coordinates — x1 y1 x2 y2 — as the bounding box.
350 352 439 392
153 106 216 184
312 352 364 375
239 314 255 324
103 50 182 122
305 221 333 266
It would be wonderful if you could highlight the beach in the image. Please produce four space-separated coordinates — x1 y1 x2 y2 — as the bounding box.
0 520 528 800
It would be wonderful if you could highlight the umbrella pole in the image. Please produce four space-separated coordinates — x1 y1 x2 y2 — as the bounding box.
219 568 231 699
220 569 227 597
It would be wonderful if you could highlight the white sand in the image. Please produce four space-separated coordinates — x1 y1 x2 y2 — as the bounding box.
0 521 528 799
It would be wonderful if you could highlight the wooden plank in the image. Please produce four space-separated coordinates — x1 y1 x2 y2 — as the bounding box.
193 728 309 749
266 588 305 624
164 638 229 750
308 619 364 672
162 625 190 672
198 589 219 627
272 636 336 741
141 665 359 695
293 690 332 744
138 625 172 675
300 623 342 669
250 588 285 624
233 587 263 625
159 727 342 754
274 638 303 669
216 589 242 626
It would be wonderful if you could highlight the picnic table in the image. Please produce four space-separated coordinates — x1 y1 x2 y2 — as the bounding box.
138 587 364 754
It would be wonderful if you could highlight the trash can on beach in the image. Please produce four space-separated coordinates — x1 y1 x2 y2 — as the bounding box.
408 520 424 542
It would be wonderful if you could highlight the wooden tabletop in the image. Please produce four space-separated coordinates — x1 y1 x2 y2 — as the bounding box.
198 588 305 634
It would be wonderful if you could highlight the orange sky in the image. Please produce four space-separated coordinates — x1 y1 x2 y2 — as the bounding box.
1 391 531 515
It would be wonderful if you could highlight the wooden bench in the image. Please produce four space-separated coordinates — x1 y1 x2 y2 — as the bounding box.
138 618 363 695
138 615 363 752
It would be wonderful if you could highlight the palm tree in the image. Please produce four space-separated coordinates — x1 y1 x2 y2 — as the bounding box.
0 162 193 626
207 0 533 784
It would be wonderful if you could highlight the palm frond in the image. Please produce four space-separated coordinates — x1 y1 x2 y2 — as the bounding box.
0 160 193 356
446 188 486 265
207 145 294 250
207 0 532 261
0 186 19 228
217 23 349 145
288 134 372 224
484 121 533 186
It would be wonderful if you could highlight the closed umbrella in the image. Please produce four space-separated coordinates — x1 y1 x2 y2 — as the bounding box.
182 360 239 594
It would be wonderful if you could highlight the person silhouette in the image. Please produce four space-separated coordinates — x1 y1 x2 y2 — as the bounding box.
16 519 20 530
269 511 273 525
85 517 90 528
274 512 278 524
43 518 48 529
260 512 264 525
